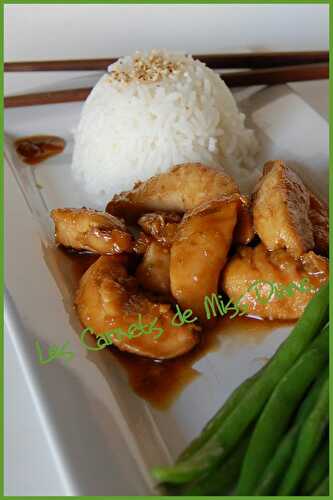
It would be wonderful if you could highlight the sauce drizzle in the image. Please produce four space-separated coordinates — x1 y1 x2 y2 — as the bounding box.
48 247 294 410
15 135 65 165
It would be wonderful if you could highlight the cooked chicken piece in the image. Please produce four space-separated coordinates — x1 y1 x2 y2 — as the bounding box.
308 191 328 256
221 243 328 320
170 195 240 322
300 250 329 277
138 212 181 247
234 196 255 245
75 256 199 359
136 241 171 296
252 161 314 257
51 208 133 255
133 232 152 255
106 163 239 221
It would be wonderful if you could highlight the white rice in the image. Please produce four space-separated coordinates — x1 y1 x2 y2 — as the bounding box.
72 49 258 207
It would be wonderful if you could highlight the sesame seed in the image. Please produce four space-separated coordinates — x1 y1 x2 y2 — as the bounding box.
108 50 185 85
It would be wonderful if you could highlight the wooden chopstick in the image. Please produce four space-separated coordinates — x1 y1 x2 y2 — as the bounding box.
4 88 92 108
223 62 328 87
4 63 328 109
4 51 329 72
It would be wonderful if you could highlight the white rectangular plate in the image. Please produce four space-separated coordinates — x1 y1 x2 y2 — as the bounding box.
5 74 328 495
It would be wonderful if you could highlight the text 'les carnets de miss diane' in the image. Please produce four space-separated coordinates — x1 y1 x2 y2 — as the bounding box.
80 277 314 351
36 278 314 364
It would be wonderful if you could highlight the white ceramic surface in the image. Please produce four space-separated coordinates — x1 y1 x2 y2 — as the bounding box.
5 72 328 495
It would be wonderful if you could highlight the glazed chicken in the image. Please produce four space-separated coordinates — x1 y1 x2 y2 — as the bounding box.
75 256 199 359
52 160 328 361
106 162 239 221
170 195 240 322
136 241 171 296
134 212 181 297
51 208 133 255
221 243 328 320
135 197 250 302
234 196 255 245
252 161 314 257
138 212 181 247
132 232 152 255
308 191 329 256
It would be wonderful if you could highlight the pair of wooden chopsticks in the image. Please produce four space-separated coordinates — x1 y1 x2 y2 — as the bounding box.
4 51 329 108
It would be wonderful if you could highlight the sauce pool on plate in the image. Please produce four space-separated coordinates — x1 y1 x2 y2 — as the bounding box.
46 247 295 410
15 135 65 165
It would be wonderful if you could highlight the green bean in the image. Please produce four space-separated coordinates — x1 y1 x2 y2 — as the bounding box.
277 376 329 495
300 439 329 494
181 434 250 496
255 425 299 496
152 285 328 484
236 326 328 495
177 372 259 462
254 366 328 495
312 475 329 496
293 366 328 427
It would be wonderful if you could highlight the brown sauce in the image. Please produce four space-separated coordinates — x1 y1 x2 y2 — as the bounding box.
63 248 99 282
108 320 221 410
47 246 294 410
103 314 293 410
15 135 65 165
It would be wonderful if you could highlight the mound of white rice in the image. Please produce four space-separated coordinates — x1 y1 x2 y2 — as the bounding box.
72 49 258 207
